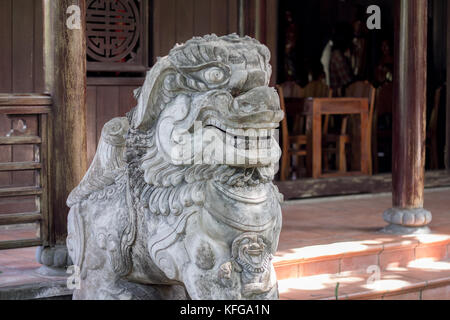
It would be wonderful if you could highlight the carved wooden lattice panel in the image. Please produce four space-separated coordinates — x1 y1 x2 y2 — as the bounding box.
86 0 149 72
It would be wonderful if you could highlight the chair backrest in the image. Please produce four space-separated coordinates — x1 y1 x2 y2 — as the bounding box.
345 80 376 126
345 80 376 174
375 82 393 118
346 80 376 103
279 81 305 98
304 80 332 98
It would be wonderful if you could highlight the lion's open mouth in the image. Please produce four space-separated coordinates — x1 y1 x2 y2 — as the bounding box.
199 117 281 167
204 124 273 151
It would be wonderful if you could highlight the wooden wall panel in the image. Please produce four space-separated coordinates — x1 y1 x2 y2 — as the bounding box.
157 0 176 59
176 0 194 43
12 0 35 92
194 0 211 36
152 0 240 61
86 81 142 165
10 115 38 187
0 115 12 187
86 86 97 165
95 87 120 143
211 0 229 36
227 0 239 34
0 0 44 189
119 86 138 116
0 0 13 92
33 0 44 93
0 0 45 93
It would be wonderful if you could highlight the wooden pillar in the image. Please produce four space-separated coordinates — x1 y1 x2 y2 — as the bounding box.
241 0 278 85
265 0 278 85
382 0 431 234
446 0 450 171
45 0 87 244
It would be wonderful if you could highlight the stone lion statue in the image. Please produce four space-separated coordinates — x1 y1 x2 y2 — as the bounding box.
66 34 284 300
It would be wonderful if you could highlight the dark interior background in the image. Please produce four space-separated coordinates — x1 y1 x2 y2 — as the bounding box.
277 0 447 170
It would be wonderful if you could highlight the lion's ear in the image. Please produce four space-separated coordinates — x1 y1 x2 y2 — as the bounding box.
131 57 174 130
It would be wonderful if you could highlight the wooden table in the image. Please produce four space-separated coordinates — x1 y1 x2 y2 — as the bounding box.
300 97 370 179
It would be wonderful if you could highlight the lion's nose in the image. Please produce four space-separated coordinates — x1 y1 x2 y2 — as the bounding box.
233 86 281 112
230 87 283 124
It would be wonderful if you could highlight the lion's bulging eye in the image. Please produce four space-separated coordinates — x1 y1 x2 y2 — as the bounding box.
204 67 225 84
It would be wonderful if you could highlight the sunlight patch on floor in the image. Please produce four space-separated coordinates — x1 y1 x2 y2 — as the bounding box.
408 259 450 271
278 273 364 292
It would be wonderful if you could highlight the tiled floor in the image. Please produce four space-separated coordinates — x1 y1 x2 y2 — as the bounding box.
278 259 450 300
277 188 450 258
0 246 44 287
0 188 450 299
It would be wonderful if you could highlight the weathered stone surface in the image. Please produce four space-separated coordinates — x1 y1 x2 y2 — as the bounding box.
36 245 71 269
0 280 72 300
66 34 284 300
382 207 432 234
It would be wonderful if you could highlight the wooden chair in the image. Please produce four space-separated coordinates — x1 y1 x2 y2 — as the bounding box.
280 80 305 99
304 80 333 134
426 85 444 170
323 80 376 174
280 81 305 135
303 80 330 98
276 84 308 181
322 116 350 173
302 81 334 173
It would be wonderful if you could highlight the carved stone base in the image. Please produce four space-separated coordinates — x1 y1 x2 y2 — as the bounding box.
381 207 432 235
381 224 431 235
35 245 72 276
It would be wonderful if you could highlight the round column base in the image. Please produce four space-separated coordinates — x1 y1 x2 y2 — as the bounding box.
380 224 431 235
35 245 72 276
381 207 432 235
36 265 68 277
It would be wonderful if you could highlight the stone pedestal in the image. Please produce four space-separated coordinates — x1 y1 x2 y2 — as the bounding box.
35 245 71 277
382 208 432 234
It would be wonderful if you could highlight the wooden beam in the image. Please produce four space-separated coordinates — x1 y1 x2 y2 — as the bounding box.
0 186 42 197
0 94 52 106
0 212 41 226
87 77 145 86
0 136 42 145
0 162 41 171
45 0 88 244
0 239 42 250
0 106 50 114
276 170 450 200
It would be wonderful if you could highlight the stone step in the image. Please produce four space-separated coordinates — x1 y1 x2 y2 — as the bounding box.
274 232 450 280
278 259 450 300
